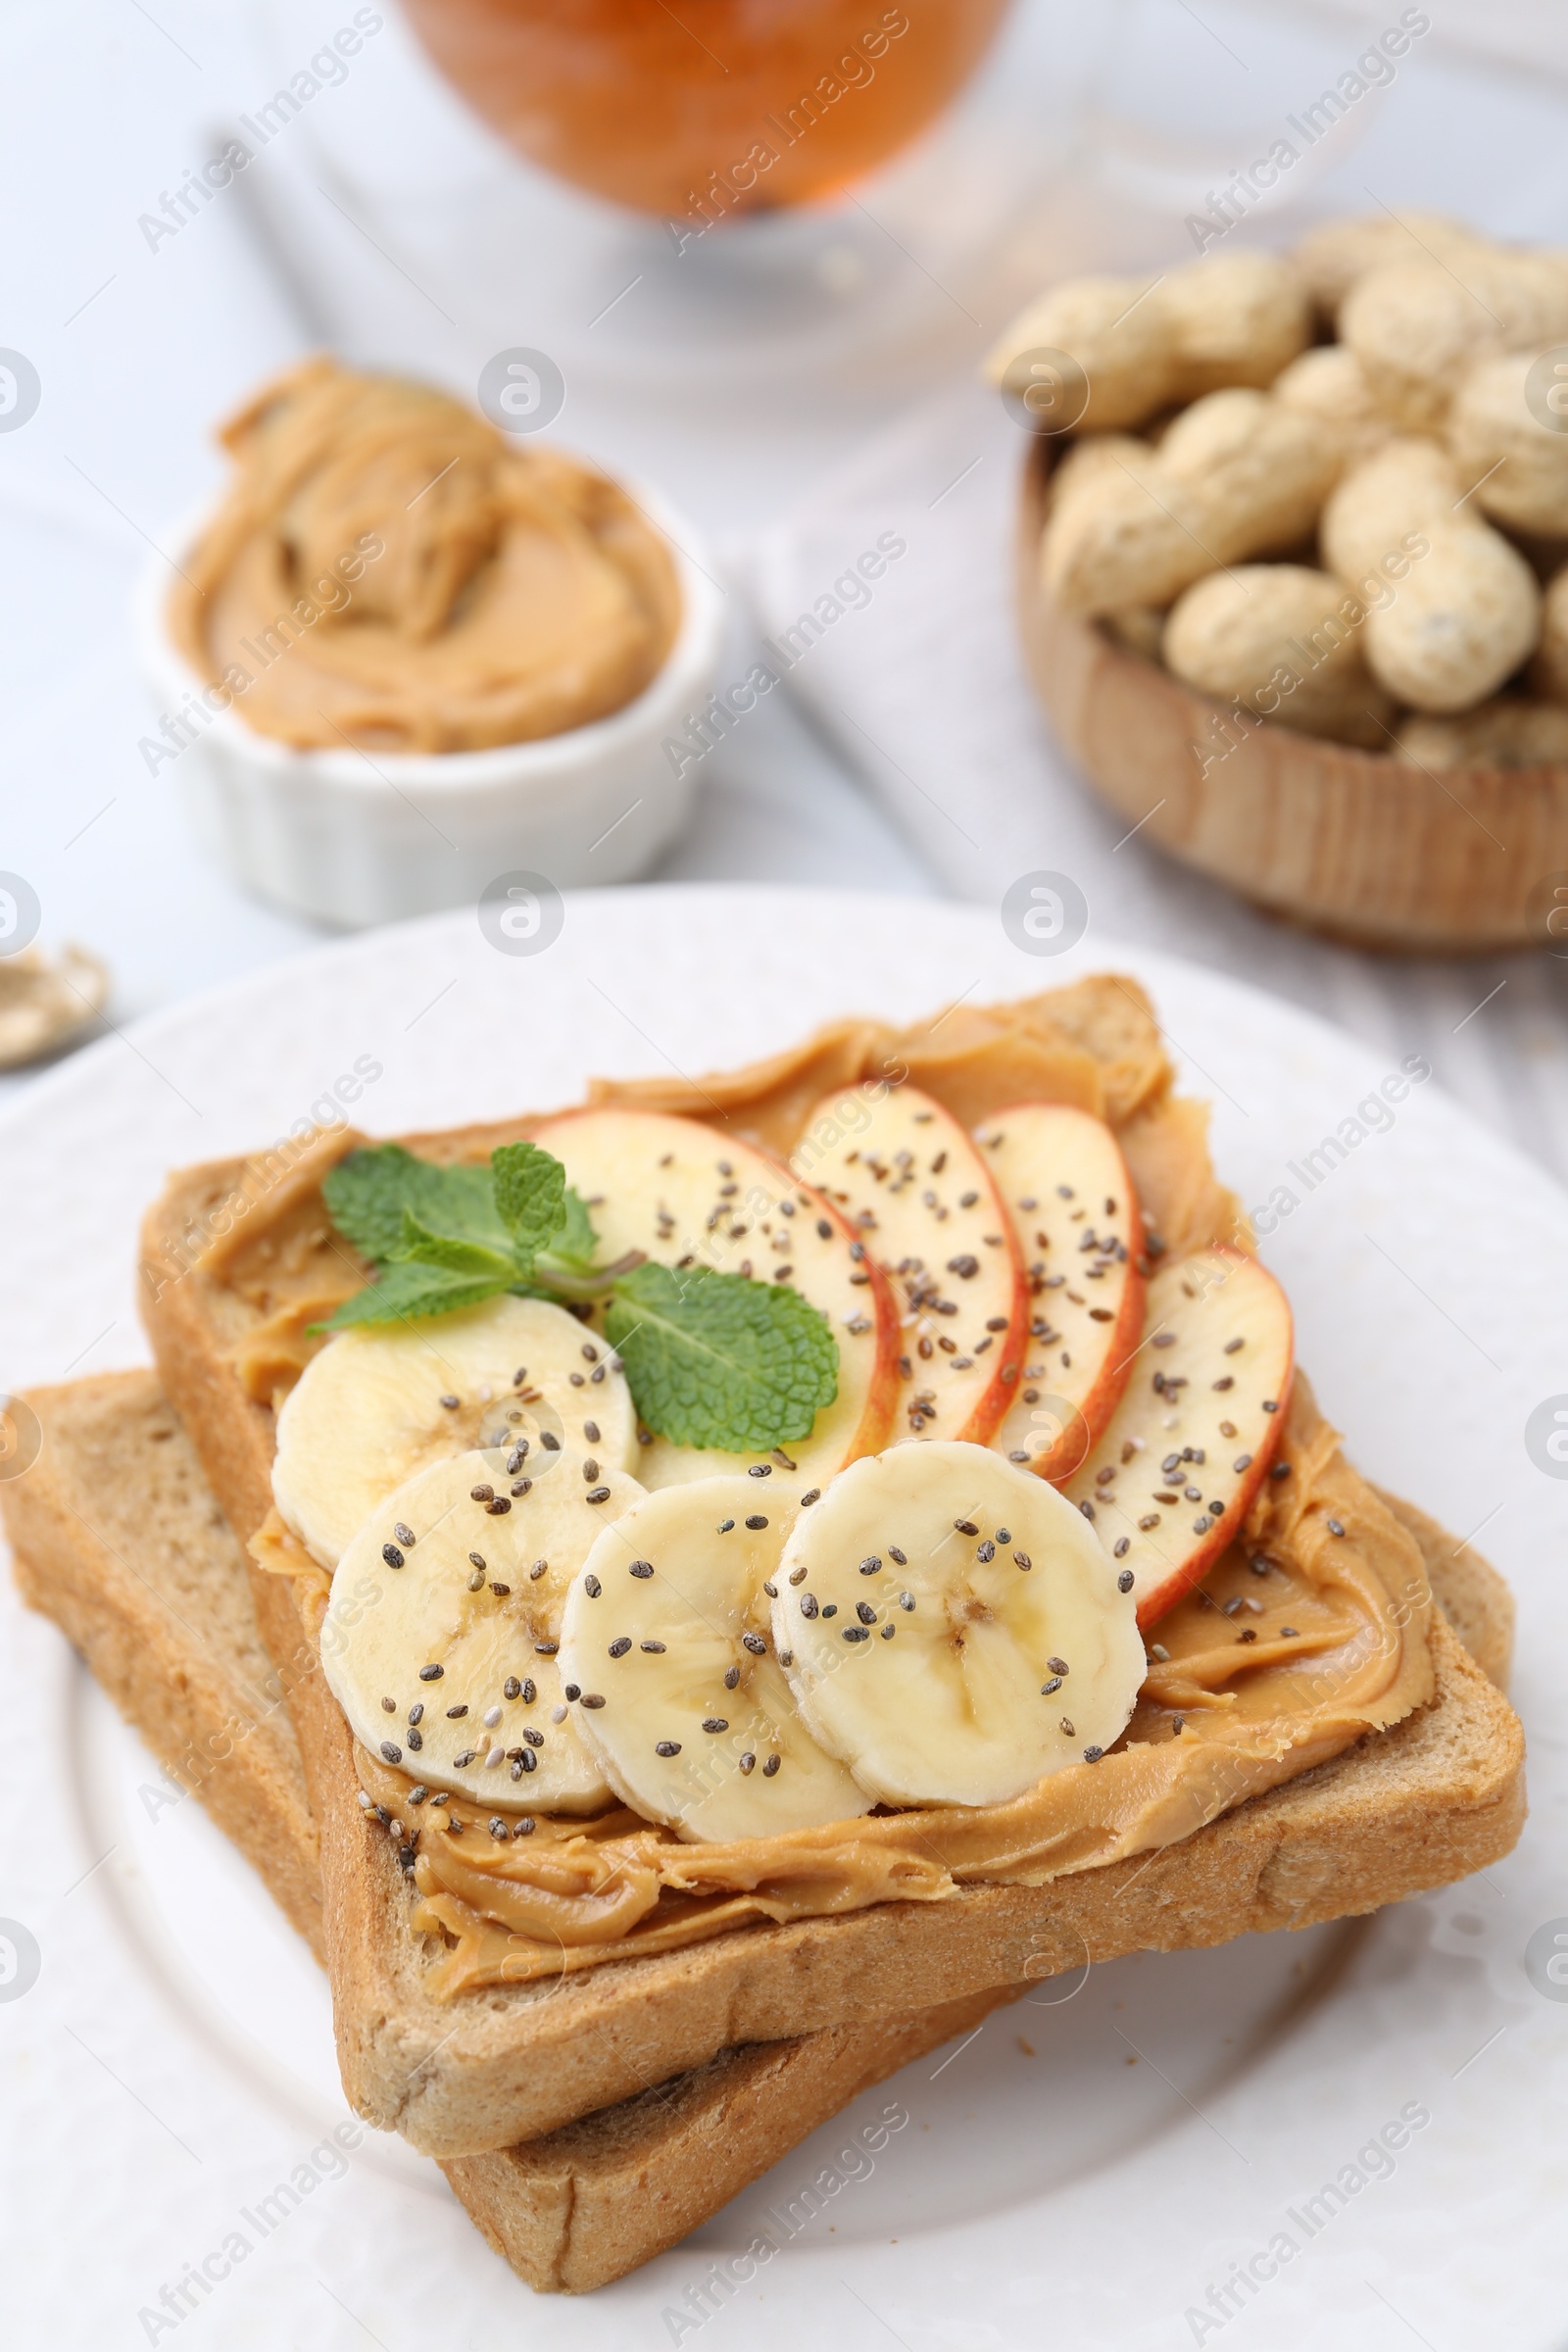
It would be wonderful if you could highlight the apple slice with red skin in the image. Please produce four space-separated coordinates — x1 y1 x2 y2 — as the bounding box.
1059 1245 1295 1628
527 1105 901 1487
979 1103 1147 1485
793 1082 1027 1445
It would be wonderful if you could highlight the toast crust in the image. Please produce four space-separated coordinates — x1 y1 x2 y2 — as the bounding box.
443 1991 1012 2293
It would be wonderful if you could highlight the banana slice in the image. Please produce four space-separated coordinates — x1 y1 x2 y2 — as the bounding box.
558 1476 869 1841
773 1441 1144 1808
320 1446 644 1812
274 1295 637 1568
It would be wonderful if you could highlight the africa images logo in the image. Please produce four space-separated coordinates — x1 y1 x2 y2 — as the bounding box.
478 872 565 956
1002 871 1090 957
1524 1395 1568 1479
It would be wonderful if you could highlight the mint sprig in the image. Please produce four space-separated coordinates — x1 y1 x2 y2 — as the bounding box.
392 1207 517 1283
605 1262 839 1451
316 1141 839 1453
492 1144 567 1262
323 1144 513 1262
543 1183 598 1270
323 1257 509 1328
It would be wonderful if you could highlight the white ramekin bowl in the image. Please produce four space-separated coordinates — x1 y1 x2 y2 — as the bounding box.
135 481 724 928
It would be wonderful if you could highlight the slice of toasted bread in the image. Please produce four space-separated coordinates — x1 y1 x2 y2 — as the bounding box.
4 1367 324 1955
136 1100 1528 2158
1 1369 1015 2291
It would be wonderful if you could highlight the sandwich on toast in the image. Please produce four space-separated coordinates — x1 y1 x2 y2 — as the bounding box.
129 975 1525 2159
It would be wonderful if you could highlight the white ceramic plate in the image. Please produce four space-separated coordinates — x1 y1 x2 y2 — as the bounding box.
2 886 1565 2352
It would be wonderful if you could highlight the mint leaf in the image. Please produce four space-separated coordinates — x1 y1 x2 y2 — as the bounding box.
491 1142 567 1267
319 1258 510 1331
533 1187 605 1293
389 1208 517 1283
604 1263 838 1451
322 1146 511 1262
552 1187 599 1269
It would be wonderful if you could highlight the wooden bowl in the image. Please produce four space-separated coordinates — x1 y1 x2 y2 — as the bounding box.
1014 438 1568 953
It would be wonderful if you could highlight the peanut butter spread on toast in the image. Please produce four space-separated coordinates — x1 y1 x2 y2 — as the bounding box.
230 978 1434 1995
